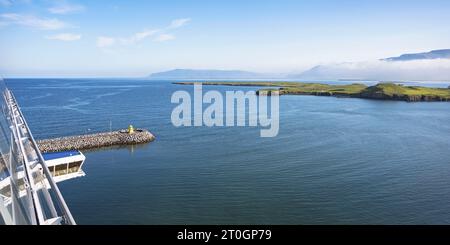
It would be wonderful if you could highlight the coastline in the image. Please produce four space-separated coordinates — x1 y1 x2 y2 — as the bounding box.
174 82 450 102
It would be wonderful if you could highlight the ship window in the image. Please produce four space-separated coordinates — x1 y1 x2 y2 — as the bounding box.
47 161 83 177
68 161 82 174
54 164 68 176
1 185 10 198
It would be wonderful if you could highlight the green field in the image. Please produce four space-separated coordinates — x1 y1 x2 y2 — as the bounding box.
174 82 450 102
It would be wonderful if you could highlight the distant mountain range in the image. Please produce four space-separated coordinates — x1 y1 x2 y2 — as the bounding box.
147 49 450 81
383 49 450 61
148 69 271 79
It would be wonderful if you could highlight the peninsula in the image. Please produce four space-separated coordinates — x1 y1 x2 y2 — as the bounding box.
174 82 450 102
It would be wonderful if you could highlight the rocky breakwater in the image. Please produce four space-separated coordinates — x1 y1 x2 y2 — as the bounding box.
37 129 155 153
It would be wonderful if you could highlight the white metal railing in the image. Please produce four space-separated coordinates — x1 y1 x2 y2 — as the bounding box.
0 79 75 225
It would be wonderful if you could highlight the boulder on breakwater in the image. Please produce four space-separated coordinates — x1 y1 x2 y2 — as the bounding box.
37 129 155 153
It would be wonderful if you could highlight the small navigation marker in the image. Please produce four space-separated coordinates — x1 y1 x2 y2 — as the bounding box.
128 124 135 134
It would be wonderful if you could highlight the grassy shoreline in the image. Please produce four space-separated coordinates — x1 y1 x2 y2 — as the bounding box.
174 82 450 102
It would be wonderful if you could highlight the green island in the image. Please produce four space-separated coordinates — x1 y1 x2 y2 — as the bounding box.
174 82 450 102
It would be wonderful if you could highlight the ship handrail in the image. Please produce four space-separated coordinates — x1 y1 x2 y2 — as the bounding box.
5 89 76 225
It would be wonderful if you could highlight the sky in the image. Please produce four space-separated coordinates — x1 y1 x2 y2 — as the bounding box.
0 0 450 78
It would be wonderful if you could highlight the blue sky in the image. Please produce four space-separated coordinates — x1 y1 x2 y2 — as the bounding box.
1 0 450 77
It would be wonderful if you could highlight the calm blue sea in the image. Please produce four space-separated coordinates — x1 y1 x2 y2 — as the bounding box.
5 79 450 224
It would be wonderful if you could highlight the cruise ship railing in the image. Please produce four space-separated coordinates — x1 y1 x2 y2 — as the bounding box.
0 78 75 225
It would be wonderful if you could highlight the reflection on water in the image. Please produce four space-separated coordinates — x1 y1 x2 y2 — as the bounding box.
81 143 151 155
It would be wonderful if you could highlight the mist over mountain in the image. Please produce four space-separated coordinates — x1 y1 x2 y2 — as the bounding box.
291 49 450 81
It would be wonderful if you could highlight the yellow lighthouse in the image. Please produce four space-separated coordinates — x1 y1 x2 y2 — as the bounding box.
128 124 135 134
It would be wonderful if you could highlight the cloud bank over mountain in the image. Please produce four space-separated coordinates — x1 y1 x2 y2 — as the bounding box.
294 50 450 81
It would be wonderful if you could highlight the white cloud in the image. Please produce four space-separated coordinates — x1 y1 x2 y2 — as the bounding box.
48 4 85 14
97 36 116 48
0 13 67 30
135 30 159 41
97 18 189 48
168 18 191 29
155 33 175 42
98 29 160 48
299 59 450 81
46 33 81 41
119 29 158 45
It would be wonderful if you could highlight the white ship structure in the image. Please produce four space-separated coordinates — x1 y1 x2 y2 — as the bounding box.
0 78 85 225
